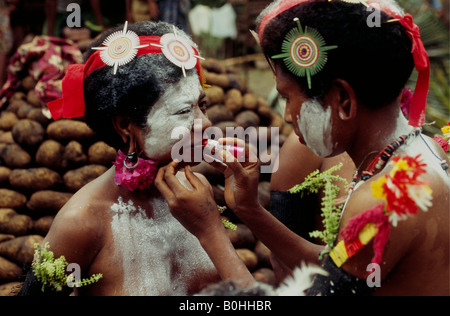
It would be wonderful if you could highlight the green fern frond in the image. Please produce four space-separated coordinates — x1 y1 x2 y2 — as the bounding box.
70 274 104 288
289 163 348 251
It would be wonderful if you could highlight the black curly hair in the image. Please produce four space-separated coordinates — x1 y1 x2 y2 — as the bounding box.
83 21 200 149
257 0 414 109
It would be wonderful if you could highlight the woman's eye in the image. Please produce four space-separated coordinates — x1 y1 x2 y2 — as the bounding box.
199 101 208 111
176 108 191 115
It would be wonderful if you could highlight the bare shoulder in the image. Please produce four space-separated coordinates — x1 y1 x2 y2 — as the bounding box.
406 134 450 211
44 168 116 267
337 144 449 281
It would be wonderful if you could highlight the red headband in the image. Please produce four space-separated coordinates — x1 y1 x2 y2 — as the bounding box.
258 1 430 128
258 0 308 41
49 27 204 120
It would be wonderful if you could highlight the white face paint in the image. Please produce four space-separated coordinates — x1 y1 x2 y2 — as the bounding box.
144 76 202 161
297 99 334 158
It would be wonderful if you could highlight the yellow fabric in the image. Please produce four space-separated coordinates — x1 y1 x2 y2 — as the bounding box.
329 223 378 268
329 241 348 268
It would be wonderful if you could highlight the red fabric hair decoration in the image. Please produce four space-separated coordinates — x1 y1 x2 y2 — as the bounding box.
48 22 205 120
386 12 430 128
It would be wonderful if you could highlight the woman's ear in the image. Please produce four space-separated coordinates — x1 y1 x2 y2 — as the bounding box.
112 115 132 145
330 79 358 121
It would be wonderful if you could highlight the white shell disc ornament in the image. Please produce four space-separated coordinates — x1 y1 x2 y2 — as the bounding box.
92 21 149 75
151 26 204 77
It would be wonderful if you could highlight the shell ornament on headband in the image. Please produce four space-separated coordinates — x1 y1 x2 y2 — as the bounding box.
272 18 337 89
92 22 203 77
92 21 149 75
150 26 204 77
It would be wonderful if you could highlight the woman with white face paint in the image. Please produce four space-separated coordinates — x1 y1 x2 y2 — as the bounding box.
18 21 255 296
158 0 449 296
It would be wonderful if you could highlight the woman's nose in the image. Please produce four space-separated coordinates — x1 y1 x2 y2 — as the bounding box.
193 108 212 133
198 109 212 131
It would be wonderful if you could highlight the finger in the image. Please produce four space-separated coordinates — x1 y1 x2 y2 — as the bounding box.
163 161 187 194
154 166 176 201
218 137 258 163
204 153 228 173
184 165 204 190
217 147 248 180
218 137 246 147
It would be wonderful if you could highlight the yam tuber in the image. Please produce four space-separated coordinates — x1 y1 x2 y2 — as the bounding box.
205 86 225 106
11 119 45 148
0 112 19 131
9 168 62 191
0 144 32 168
0 235 44 264
47 120 95 141
35 139 64 169
63 165 108 192
0 189 27 209
252 268 277 286
0 257 22 280
206 105 234 125
88 141 117 165
0 208 32 236
235 110 261 129
27 190 73 214
236 248 258 271
224 89 243 114
227 224 256 249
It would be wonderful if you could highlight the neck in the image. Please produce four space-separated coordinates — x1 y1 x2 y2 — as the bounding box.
347 104 415 173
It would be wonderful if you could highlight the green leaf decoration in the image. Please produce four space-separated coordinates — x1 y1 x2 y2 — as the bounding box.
289 163 348 258
221 218 237 231
272 18 337 89
32 242 103 292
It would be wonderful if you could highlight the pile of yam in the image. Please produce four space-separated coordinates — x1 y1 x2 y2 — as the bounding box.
0 58 290 295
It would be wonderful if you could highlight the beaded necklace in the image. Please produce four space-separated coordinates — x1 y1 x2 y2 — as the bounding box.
348 128 422 192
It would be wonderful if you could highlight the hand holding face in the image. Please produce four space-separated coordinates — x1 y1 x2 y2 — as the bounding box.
155 159 256 287
155 162 223 241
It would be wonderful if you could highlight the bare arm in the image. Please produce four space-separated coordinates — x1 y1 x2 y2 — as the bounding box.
210 139 324 269
19 193 103 295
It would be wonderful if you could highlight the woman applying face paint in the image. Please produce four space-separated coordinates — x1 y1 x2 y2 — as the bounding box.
159 0 449 296
17 21 250 296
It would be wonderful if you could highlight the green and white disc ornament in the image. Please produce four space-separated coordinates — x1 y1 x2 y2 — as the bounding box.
272 18 337 89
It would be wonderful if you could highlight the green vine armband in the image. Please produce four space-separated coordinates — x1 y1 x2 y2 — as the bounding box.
32 242 103 292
